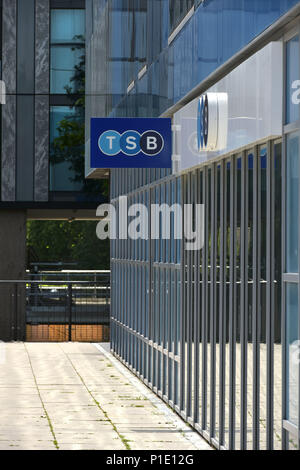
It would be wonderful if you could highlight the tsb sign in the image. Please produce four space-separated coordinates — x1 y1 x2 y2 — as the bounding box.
197 92 228 153
99 130 164 156
91 118 172 168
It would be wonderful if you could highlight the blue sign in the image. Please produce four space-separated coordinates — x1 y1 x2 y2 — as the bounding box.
91 118 172 168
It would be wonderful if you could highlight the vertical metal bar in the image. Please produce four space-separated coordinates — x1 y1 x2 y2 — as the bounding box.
210 163 217 438
172 184 176 402
174 177 180 405
229 155 237 449
68 284 72 342
186 172 192 418
138 262 141 374
202 166 208 431
150 186 155 387
14 283 18 342
194 169 200 424
162 267 166 394
281 163 288 436
120 268 123 355
180 175 186 412
113 268 115 353
16 282 24 342
170 182 174 400
174 267 178 405
163 183 168 396
266 141 275 449
240 152 248 449
148 189 151 382
219 160 226 446
253 145 261 449
122 264 125 361
281 34 289 451
168 267 172 399
157 267 161 391
167 183 172 397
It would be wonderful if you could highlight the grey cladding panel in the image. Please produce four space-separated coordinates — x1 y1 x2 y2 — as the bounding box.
2 0 17 94
35 0 50 95
34 96 49 202
16 95 34 201
17 0 35 94
1 95 16 201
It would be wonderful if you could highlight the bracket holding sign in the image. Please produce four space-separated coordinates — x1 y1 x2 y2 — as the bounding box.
90 118 172 169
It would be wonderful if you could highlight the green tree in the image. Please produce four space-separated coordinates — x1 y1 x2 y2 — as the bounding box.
27 221 110 270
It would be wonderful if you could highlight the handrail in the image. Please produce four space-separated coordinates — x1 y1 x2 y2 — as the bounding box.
0 280 110 284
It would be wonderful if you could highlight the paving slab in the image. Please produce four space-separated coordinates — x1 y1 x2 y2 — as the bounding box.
0 342 211 451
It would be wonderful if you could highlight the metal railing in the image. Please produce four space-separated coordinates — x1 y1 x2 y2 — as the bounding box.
110 139 293 450
27 270 110 283
0 277 110 342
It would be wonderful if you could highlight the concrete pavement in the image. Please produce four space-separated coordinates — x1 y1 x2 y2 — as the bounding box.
0 342 211 450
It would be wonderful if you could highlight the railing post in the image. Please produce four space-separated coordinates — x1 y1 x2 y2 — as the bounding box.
68 284 72 342
12 284 17 341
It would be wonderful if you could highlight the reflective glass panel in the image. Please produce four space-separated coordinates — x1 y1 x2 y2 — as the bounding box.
50 46 84 94
51 9 85 43
286 36 299 124
286 283 299 428
50 9 85 94
50 106 84 192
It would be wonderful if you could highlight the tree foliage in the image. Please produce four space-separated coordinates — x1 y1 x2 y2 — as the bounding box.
27 221 110 270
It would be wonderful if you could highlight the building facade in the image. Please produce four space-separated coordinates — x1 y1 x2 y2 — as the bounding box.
86 0 300 450
0 0 107 341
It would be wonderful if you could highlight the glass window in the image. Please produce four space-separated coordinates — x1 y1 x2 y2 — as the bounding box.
50 106 84 192
286 283 299 428
51 46 84 95
286 36 299 124
286 133 299 273
51 10 85 43
50 9 85 94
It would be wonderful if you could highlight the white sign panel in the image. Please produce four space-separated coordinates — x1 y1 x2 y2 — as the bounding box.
173 41 282 172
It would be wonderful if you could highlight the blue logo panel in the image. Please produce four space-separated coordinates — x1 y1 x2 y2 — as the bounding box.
91 118 172 169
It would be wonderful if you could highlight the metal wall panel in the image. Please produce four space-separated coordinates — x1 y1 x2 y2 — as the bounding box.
16 95 34 201
34 96 49 202
1 96 16 201
35 0 50 95
2 0 17 95
34 0 50 202
16 0 35 201
1 0 17 201
17 0 35 94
